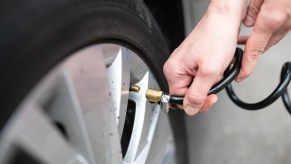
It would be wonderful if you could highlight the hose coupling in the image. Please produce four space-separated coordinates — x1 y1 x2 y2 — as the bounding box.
145 89 163 103
146 89 170 113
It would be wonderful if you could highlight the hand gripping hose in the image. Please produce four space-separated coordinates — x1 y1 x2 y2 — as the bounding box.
168 47 244 104
160 47 291 114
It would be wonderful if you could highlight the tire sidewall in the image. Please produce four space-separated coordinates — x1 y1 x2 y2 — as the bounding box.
0 0 168 126
0 1 188 163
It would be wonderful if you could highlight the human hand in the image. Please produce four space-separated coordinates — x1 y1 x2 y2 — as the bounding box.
237 0 291 81
163 2 245 115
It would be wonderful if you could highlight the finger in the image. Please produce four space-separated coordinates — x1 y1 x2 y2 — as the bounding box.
243 0 264 27
179 89 217 112
236 11 276 82
176 104 184 109
265 30 289 51
237 35 249 44
200 94 218 112
184 67 220 115
168 77 191 96
163 56 194 96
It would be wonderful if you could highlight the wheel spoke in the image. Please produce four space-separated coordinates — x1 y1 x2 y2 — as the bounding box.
124 71 161 163
106 47 131 137
61 46 122 163
134 104 160 164
1 103 87 164
44 70 97 163
143 110 174 164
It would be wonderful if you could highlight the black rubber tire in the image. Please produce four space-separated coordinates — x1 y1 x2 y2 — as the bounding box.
0 0 188 163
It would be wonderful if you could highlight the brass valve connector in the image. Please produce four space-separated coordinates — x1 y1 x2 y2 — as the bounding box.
130 85 140 92
145 89 163 103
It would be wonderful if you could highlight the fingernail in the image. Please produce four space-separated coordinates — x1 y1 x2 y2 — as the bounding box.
244 15 254 26
236 78 242 83
186 105 199 115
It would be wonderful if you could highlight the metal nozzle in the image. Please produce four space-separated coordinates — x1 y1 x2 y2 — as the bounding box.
130 85 140 92
145 89 163 103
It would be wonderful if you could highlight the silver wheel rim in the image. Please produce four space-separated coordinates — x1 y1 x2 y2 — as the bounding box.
0 44 175 164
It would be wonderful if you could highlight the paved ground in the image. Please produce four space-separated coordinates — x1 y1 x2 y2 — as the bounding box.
185 2 291 164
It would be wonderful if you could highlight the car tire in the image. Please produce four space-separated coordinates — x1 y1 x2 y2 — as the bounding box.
0 0 188 163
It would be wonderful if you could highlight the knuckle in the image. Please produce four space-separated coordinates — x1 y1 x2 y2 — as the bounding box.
247 49 263 60
172 48 180 55
163 48 181 76
199 64 221 77
269 15 286 29
261 8 286 30
188 92 206 108
163 62 170 75
163 59 175 76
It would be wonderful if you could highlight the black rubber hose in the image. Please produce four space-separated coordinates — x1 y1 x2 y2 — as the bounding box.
225 62 291 110
169 47 243 105
281 63 291 114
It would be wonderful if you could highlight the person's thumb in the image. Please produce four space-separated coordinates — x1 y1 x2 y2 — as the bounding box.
244 0 264 27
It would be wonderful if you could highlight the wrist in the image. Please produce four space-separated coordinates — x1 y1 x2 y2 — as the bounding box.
207 0 247 23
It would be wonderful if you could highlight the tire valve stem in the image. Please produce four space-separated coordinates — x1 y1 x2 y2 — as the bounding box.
130 85 140 92
146 89 171 113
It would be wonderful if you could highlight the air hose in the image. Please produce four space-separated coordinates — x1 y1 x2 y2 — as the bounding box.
225 48 291 114
149 47 291 114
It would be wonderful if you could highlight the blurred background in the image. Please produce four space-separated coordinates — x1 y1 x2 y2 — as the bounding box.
183 1 291 164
